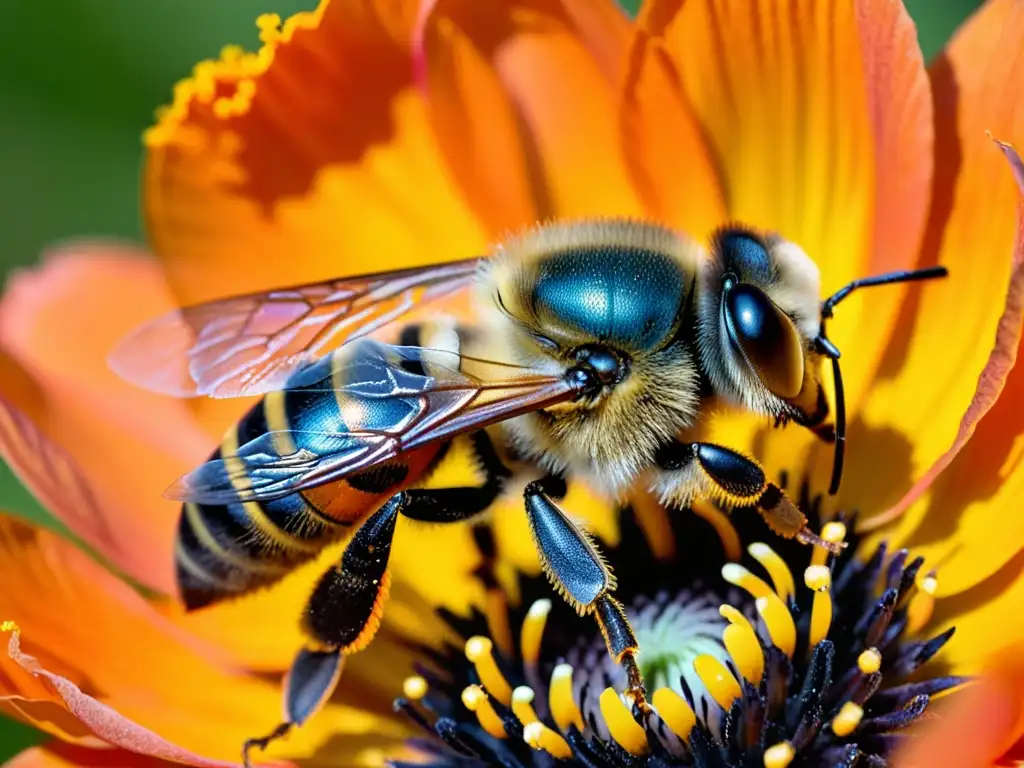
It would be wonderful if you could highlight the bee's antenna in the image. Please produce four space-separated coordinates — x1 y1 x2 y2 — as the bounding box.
816 264 948 496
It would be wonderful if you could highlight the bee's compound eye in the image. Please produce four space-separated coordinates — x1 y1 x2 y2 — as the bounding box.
723 284 805 399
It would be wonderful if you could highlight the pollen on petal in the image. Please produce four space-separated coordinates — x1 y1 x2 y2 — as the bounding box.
764 741 795 768
831 701 864 737
599 687 649 756
402 675 428 701
858 648 882 675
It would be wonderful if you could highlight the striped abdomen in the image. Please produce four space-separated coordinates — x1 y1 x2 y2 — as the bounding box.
174 349 442 611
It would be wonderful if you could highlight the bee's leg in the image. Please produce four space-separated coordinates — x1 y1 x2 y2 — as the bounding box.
522 481 649 714
654 440 845 554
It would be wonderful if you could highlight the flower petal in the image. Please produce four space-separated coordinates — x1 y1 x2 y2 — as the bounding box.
0 247 215 593
4 743 197 768
854 0 1024 591
144 1 489 305
636 0 932 402
422 0 645 232
894 637 1024 768
0 515 404 766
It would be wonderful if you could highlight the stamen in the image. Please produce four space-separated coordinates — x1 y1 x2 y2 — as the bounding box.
523 721 573 760
692 499 742 560
907 573 938 634
549 664 584 732
755 595 796 657
461 685 506 739
652 687 697 740
858 648 882 675
465 636 512 705
720 605 764 683
805 565 833 646
721 563 774 599
693 654 741 710
485 588 514 658
811 521 846 567
764 741 795 768
520 599 552 667
511 686 539 725
402 675 428 701
831 701 864 737
748 542 795 603
599 687 650 756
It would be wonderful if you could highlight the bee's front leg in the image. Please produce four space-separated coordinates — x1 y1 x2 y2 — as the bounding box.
521 481 649 715
654 440 845 553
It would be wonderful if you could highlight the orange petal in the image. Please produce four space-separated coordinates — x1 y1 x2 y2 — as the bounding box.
4 743 205 767
419 0 643 233
895 639 1024 768
638 0 932 403
0 247 216 593
144 2 489 305
0 515 403 765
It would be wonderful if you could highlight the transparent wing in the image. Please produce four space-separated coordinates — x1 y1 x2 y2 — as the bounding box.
109 259 481 399
166 341 581 505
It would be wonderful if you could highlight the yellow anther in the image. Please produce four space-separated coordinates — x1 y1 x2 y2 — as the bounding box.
748 543 795 603
485 588 514 658
755 595 797 657
512 686 539 725
831 701 864 737
804 565 833 647
465 636 513 705
520 599 552 667
763 741 795 768
652 687 696 740
523 721 573 760
549 664 584 732
720 606 764 684
402 675 428 701
461 685 507 739
858 648 882 675
811 522 847 567
721 563 775 600
908 573 938 634
599 688 650 756
693 655 742 710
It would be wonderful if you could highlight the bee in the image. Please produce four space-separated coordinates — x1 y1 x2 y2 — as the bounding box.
111 219 946 763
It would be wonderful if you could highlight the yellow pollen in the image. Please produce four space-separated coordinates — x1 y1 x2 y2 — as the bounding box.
693 654 742 710
402 675 428 701
804 565 833 647
652 687 696 740
549 664 584 732
520 599 552 667
721 563 774 600
461 685 507 739
599 687 650 756
465 636 513 705
720 606 764 683
755 595 796 657
523 721 573 760
763 741 795 768
831 701 864 737
858 648 882 675
811 522 847 567
748 543 795 603
0 621 16 633
512 686 540 725
908 573 938 634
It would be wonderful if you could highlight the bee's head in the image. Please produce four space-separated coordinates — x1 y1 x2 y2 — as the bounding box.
697 226 825 420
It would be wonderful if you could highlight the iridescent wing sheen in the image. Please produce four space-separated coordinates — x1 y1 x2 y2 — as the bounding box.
108 259 481 399
165 342 580 505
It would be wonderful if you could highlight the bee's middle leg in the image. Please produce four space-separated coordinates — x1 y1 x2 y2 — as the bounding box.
521 481 649 713
654 439 844 553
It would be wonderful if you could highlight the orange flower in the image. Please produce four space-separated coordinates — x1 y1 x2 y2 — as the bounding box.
0 0 1022 765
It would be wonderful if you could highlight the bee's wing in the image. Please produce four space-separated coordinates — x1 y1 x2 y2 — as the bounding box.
166 341 578 505
108 259 481 399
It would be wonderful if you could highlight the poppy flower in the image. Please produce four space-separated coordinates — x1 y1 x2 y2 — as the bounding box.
1 0 1023 766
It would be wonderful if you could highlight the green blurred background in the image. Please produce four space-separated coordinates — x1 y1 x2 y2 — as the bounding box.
0 0 984 761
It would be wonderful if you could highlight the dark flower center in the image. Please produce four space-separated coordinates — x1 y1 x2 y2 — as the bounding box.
389 485 964 767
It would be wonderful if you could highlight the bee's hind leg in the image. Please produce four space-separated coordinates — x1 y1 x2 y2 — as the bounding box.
522 480 649 714
654 440 845 554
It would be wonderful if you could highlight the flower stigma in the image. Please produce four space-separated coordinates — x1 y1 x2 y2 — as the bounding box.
389 484 966 767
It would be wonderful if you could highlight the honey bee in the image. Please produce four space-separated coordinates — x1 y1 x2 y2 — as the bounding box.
111 219 946 763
